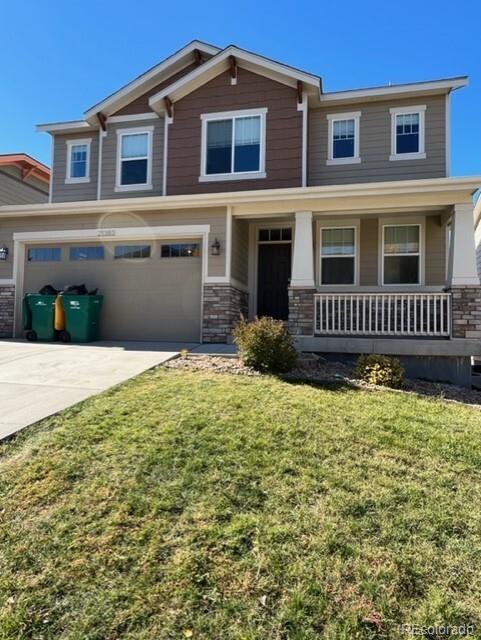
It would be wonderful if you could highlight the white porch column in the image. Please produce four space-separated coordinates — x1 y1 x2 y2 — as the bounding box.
291 211 315 287
448 203 480 285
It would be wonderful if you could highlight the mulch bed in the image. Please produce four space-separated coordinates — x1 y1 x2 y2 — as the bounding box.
165 353 481 407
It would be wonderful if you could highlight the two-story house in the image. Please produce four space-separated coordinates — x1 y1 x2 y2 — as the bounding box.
0 41 480 385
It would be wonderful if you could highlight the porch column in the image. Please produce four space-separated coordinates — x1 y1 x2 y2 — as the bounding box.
447 203 481 340
291 211 315 287
448 203 479 286
288 211 316 336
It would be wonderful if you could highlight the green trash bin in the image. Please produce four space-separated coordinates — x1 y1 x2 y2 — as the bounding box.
23 294 57 341
60 295 103 343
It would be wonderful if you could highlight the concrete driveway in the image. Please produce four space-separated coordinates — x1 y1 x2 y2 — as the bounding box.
0 340 193 440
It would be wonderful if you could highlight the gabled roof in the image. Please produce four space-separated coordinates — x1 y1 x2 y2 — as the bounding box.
0 154 50 184
83 40 220 123
149 45 321 111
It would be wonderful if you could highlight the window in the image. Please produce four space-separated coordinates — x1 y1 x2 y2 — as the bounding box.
383 225 420 284
320 227 356 285
161 243 200 258
390 106 426 160
66 139 90 183
69 246 105 261
114 245 151 259
326 112 361 165
27 247 61 262
116 127 153 191
200 109 267 181
258 228 292 242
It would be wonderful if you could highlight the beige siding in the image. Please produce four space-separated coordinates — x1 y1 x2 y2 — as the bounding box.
51 132 99 202
476 221 481 281
231 218 249 285
308 95 446 186
0 167 48 205
359 218 378 286
23 239 202 341
100 117 164 199
425 215 446 285
0 207 226 280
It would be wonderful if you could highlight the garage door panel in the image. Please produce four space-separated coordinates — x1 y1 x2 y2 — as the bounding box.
22 241 202 342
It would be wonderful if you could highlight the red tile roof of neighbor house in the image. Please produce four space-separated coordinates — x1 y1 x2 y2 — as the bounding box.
0 153 50 184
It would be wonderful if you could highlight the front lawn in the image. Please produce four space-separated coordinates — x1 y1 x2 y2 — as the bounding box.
1 369 481 639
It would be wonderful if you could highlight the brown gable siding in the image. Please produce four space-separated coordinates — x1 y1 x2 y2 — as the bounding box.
167 68 303 195
113 63 198 116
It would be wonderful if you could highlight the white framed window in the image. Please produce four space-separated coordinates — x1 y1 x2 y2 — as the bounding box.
389 105 426 161
382 224 422 285
319 225 358 285
115 127 153 192
65 139 91 183
199 108 267 182
326 112 361 165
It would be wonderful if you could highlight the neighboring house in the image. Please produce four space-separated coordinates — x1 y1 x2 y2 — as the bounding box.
0 41 479 384
0 154 49 205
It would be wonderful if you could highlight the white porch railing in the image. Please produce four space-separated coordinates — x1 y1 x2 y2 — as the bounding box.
314 293 451 337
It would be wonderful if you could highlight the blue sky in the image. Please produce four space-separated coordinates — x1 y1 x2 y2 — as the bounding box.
2 0 480 176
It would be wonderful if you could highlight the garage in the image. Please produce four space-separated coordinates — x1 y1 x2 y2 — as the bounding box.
21 239 203 342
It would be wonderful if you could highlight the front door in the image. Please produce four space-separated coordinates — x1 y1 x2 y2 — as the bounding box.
257 242 292 320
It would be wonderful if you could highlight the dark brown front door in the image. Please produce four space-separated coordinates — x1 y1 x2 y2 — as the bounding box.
257 243 291 320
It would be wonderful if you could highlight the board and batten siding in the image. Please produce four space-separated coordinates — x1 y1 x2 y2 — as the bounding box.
100 117 164 199
308 95 446 186
167 68 303 195
51 132 99 202
0 207 226 280
0 166 48 206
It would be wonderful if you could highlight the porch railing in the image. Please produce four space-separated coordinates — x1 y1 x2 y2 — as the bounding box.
314 293 451 337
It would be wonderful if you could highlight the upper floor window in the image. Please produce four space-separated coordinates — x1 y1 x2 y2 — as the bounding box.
383 224 421 284
200 109 267 182
320 226 357 285
326 112 361 165
390 106 426 161
116 127 153 192
66 139 90 183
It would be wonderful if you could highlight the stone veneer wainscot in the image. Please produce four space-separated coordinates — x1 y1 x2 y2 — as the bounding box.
0 286 15 338
202 284 249 343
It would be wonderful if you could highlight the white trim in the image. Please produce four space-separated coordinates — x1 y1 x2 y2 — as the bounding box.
445 93 451 176
48 136 54 203
149 45 320 110
379 217 425 286
115 126 154 192
320 77 468 103
318 220 359 287
199 108 267 182
84 41 221 120
299 95 308 187
97 130 105 200
37 120 94 134
326 111 361 165
389 105 426 161
225 206 232 280
107 113 159 124
65 139 91 184
0 278 15 285
162 116 172 195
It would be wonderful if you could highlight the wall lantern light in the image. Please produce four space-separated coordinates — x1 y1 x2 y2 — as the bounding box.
211 238 221 256
0 245 9 261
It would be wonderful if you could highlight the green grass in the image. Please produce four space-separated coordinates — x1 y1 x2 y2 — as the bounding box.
1 370 481 639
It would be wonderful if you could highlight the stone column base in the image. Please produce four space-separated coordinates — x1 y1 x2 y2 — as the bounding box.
449 285 481 339
202 284 249 343
0 286 15 338
288 287 315 336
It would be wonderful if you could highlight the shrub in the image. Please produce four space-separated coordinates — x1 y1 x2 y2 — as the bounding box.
233 316 297 373
355 354 405 388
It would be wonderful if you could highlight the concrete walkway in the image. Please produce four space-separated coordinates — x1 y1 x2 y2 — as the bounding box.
0 340 192 440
